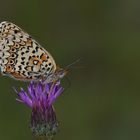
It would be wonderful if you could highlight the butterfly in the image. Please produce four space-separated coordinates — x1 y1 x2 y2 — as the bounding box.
0 21 67 82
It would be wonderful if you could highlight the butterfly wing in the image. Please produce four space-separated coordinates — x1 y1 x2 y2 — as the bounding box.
0 21 56 81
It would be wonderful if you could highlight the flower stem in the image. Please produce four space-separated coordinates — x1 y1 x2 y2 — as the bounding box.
35 136 53 140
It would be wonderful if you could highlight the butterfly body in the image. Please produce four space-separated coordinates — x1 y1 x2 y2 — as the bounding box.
0 21 66 82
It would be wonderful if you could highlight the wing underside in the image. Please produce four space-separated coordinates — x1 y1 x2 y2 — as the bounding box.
0 21 56 81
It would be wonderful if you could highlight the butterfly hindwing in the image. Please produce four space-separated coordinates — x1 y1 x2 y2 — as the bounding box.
0 21 56 81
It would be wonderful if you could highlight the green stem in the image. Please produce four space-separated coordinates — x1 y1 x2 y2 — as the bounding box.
35 136 53 140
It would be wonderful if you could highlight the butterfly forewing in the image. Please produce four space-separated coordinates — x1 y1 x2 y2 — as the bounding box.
0 21 56 81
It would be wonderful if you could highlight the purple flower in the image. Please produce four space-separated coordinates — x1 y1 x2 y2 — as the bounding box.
15 81 63 138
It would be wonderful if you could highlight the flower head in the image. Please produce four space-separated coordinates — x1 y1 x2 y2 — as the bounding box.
15 81 63 139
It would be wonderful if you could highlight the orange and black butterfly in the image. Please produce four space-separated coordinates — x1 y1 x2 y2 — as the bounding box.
0 21 67 82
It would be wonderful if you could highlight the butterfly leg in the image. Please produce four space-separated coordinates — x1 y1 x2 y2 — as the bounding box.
48 80 58 96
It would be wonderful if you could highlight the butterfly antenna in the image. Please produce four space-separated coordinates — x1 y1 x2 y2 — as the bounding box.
65 58 81 70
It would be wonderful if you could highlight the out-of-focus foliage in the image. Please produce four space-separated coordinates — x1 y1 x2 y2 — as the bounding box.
0 0 140 140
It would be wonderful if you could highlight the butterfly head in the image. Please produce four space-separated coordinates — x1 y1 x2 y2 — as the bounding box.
44 59 80 83
55 67 68 79
44 67 68 83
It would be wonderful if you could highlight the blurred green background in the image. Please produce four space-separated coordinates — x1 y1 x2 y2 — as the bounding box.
0 0 140 140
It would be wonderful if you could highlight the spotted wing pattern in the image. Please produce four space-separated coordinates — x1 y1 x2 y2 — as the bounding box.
0 21 56 81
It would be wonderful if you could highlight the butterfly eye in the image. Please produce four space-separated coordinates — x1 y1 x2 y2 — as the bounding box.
57 69 66 78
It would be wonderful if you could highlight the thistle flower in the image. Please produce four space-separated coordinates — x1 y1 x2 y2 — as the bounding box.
15 81 63 139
